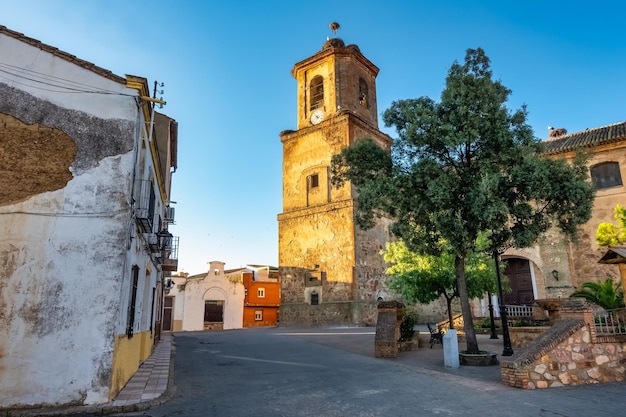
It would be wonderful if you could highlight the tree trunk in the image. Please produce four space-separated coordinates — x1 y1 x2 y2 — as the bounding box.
455 254 479 353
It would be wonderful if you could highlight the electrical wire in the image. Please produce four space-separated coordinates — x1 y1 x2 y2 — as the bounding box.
0 208 131 218
0 61 136 97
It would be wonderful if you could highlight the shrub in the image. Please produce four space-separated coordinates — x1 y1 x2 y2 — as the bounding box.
399 310 419 341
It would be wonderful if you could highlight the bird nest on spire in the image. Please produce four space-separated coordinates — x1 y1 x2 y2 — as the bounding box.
322 38 345 50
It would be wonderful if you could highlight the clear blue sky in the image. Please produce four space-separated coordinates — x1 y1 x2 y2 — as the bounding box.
3 1 625 274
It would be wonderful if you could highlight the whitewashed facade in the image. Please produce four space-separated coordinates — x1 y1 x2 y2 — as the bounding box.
0 26 178 408
167 261 245 331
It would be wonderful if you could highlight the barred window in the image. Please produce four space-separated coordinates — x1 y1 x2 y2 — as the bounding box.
591 162 622 189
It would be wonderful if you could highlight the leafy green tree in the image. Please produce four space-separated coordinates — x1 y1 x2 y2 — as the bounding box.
570 278 625 310
384 239 497 329
331 48 594 353
596 204 626 246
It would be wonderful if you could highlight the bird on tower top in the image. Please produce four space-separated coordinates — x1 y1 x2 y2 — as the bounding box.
329 22 340 37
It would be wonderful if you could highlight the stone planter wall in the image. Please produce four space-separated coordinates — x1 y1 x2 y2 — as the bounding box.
501 319 626 389
509 326 550 348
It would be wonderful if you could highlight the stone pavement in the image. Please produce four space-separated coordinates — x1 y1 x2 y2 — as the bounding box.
274 325 508 391
11 326 528 416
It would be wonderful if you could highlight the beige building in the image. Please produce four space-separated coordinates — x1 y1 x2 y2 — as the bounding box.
423 123 626 324
278 37 394 327
501 122 626 302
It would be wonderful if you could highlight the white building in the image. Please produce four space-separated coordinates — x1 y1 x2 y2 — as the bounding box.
0 26 179 407
166 261 245 331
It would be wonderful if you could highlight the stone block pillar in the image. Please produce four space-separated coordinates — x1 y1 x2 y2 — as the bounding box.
375 301 404 358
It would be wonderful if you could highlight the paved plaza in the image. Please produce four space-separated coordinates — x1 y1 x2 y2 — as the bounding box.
16 326 626 417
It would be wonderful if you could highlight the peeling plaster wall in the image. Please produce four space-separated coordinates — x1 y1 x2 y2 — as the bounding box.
0 33 150 408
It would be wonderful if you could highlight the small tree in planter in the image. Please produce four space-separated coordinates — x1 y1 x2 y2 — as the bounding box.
399 310 419 342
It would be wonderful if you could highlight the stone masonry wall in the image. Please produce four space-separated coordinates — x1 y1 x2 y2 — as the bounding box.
501 319 626 388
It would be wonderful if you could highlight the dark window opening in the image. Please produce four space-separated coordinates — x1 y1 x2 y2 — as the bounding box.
308 173 319 189
591 162 623 189
127 266 140 338
310 76 324 111
311 292 319 305
358 77 369 107
148 181 156 231
204 300 224 322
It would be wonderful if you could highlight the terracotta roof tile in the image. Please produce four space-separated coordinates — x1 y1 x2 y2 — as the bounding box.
543 121 626 155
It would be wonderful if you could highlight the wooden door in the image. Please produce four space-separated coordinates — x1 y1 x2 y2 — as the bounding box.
502 258 534 305
162 296 173 331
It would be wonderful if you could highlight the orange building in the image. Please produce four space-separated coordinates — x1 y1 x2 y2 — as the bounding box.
243 266 281 327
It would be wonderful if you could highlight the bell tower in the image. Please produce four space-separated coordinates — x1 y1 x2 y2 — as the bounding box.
278 30 393 327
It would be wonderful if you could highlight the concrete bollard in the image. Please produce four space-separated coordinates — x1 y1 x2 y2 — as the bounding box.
443 329 460 368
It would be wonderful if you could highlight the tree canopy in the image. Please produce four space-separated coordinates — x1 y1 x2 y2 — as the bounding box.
384 239 498 328
331 47 595 353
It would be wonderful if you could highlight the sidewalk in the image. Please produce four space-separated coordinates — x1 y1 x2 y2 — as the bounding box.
16 333 175 417
109 332 174 407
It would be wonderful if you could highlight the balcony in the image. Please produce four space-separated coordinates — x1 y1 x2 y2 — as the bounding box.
160 234 179 272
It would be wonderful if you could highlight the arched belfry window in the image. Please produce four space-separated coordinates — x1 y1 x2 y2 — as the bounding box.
358 77 369 107
590 162 623 189
310 76 324 111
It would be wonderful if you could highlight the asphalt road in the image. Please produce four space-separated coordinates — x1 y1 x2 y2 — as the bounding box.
105 327 626 417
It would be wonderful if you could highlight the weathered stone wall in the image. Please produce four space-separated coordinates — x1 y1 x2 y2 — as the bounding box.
501 319 626 388
539 141 626 293
374 301 403 358
509 327 550 348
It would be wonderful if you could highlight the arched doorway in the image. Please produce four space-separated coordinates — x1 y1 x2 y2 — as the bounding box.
502 258 535 305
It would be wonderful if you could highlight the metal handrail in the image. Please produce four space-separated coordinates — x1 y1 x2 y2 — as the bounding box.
594 307 626 335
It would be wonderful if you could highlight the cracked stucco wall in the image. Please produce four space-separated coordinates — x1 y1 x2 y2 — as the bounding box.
0 33 148 408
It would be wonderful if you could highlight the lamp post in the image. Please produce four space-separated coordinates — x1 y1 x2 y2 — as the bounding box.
493 249 514 356
487 291 498 339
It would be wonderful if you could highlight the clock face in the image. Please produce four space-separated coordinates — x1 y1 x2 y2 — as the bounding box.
310 109 324 125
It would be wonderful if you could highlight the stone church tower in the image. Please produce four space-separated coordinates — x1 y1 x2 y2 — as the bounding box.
278 36 393 327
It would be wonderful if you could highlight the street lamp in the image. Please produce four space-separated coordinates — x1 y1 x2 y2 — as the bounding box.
157 229 173 251
164 278 174 294
487 291 499 339
493 249 514 356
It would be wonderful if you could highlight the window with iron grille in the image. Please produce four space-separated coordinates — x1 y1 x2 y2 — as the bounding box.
127 265 139 338
148 181 156 231
591 162 623 189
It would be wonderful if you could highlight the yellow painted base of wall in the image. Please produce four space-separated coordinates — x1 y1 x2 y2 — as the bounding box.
110 331 154 401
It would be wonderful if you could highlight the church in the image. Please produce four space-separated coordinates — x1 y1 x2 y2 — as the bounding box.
278 33 394 327
278 27 626 329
